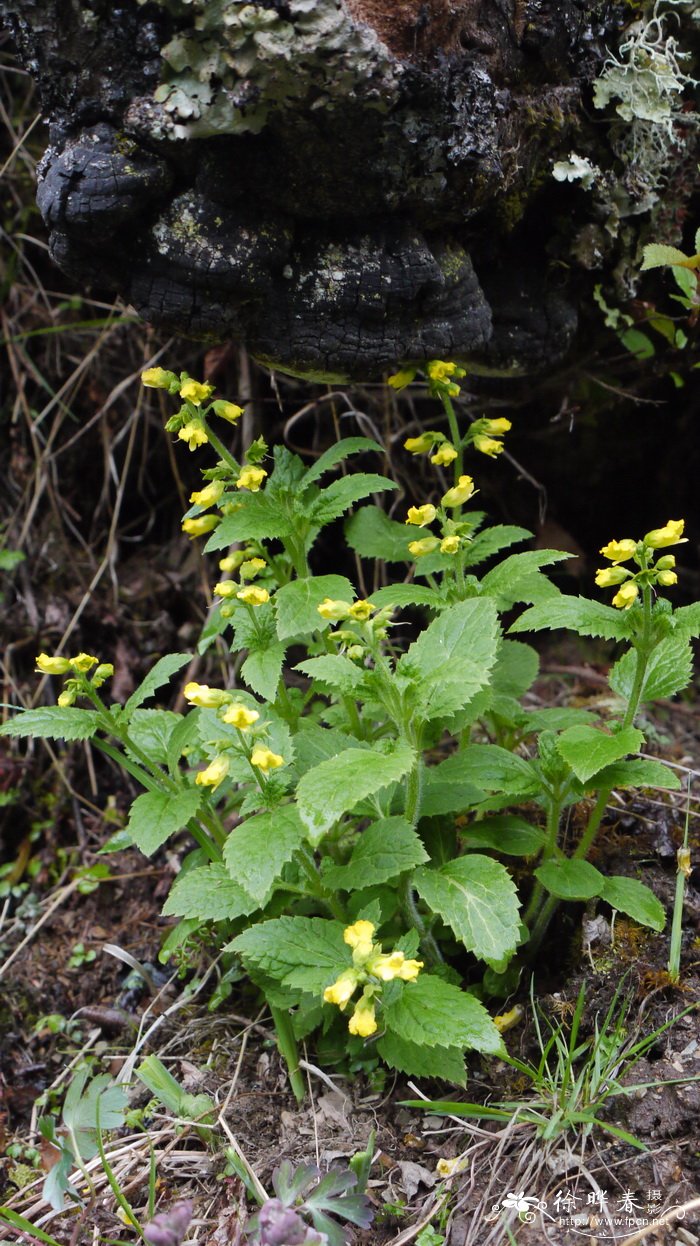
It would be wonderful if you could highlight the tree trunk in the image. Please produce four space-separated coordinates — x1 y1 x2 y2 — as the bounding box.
2 0 697 380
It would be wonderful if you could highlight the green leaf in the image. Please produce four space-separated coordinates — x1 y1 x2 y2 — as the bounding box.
0 549 25 572
591 758 680 790
414 857 521 962
291 722 361 777
620 328 654 359
435 746 540 797
302 436 383 485
481 551 570 608
229 916 347 995
420 777 485 817
0 707 101 741
322 818 429 890
641 243 696 271
462 525 531 568
296 741 416 843
123 653 191 717
376 1032 466 1085
345 507 414 562
609 638 693 704
62 1068 128 1161
223 806 307 905
519 707 598 733
275 575 355 640
310 474 397 525
556 725 644 784
369 585 444 611
127 709 182 765
399 599 500 722
384 975 504 1054
673 603 700 639
162 863 257 921
535 859 605 900
510 597 634 641
295 655 365 695
125 788 202 856
204 494 292 550
241 643 285 701
460 816 546 856
600 876 665 931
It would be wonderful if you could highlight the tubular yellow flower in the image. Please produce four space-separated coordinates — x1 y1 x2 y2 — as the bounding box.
211 400 244 423
250 746 284 772
368 951 406 981
430 443 458 467
403 432 441 454
612 581 640 610
35 653 71 675
184 682 231 709
236 466 267 492
348 995 377 1037
182 514 220 537
397 958 423 981
213 580 238 598
141 367 177 390
221 702 260 729
317 598 351 621
236 585 270 606
178 421 209 451
441 475 475 507
657 570 678 587
482 418 512 435
440 535 460 555
70 653 98 673
190 480 224 507
239 557 266 581
348 600 375 621
343 920 376 960
595 566 630 588
57 689 76 707
406 504 438 527
427 360 465 382
600 538 637 563
195 754 229 790
473 434 504 457
643 519 686 549
180 379 214 405
409 537 440 557
323 968 358 1009
388 368 417 390
219 551 246 573
655 555 676 570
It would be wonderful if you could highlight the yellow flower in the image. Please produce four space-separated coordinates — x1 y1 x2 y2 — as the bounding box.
195 754 229 790
317 598 351 621
190 480 224 507
427 360 465 382
403 432 440 455
323 968 358 1009
221 702 260 729
595 566 630 587
211 400 244 423
346 645 365 660
236 466 267 492
655 555 676 570
236 585 270 606
408 537 440 557
436 1157 462 1178
344 920 376 960
388 368 417 390
657 569 678 587
213 580 238 598
643 519 686 549
600 538 637 563
240 558 266 581
493 1004 524 1033
430 443 458 467
92 663 114 689
348 600 375 621
473 434 504 457
482 418 512 435
219 551 247 573
397 957 423 981
406 504 437 527
348 995 377 1038
440 535 460 555
57 689 76 707
441 475 475 507
180 379 214 405
70 653 98 673
35 653 71 675
184 682 231 709
182 514 220 537
612 581 640 609
250 746 284 772
178 421 209 451
141 367 177 390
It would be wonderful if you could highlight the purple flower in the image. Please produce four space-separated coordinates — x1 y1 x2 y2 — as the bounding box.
144 1199 193 1246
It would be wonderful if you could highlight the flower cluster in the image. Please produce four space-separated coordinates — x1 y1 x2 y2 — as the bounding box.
35 652 113 706
323 921 423 1038
316 598 392 662
596 519 686 609
387 359 466 399
142 368 243 455
183 682 284 790
401 475 477 559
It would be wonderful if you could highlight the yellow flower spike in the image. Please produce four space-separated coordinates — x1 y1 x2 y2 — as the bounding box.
599 538 637 563
220 702 260 729
219 551 246 573
348 600 375 621
190 480 224 507
183 682 232 709
141 366 178 390
323 968 359 1009
35 653 71 675
408 537 440 557
317 598 352 622
430 443 458 467
182 514 220 537
482 418 512 436
211 399 244 423
406 504 438 527
236 466 267 492
473 434 504 457
595 566 630 588
178 421 209 451
644 519 687 549
239 557 266 581
441 475 475 508
388 368 417 391
213 580 239 598
657 570 678 587
70 653 99 673
612 581 640 610
343 920 376 960
195 755 230 790
403 432 441 455
236 585 270 606
250 746 284 772
180 379 214 405
348 994 378 1038
57 689 76 707
440 535 460 555
397 957 423 981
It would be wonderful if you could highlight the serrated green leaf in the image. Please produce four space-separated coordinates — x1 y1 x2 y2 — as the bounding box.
127 709 181 765
414 857 521 961
491 640 539 699
384 975 504 1054
435 746 540 797
420 777 485 817
0 707 101 741
296 741 415 843
462 525 532 568
610 637 693 704
275 575 355 640
510 597 634 641
535 859 605 900
229 916 347 994
592 758 680 790
345 507 414 562
323 817 429 890
291 722 362 777
302 437 383 485
399 599 500 722
241 643 285 700
204 494 292 550
369 585 444 611
641 243 696 271
125 788 202 856
295 654 365 694
481 550 570 607
673 603 700 639
600 876 665 931
310 474 397 526
223 806 306 904
556 725 644 784
123 653 191 716
460 816 546 856
377 1032 466 1084
162 863 257 921
519 707 598 733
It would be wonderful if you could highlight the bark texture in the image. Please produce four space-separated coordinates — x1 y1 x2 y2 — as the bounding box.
2 0 697 379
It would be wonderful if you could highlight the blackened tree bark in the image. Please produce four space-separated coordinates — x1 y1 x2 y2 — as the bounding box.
2 0 697 380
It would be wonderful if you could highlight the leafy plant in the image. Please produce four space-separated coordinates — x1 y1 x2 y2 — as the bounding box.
245 1160 373 1246
36 1067 128 1210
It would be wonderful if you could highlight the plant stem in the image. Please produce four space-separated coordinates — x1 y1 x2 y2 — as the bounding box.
442 394 463 482
668 778 691 983
200 416 240 475
269 1005 305 1103
297 844 347 921
398 874 443 967
523 792 562 928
